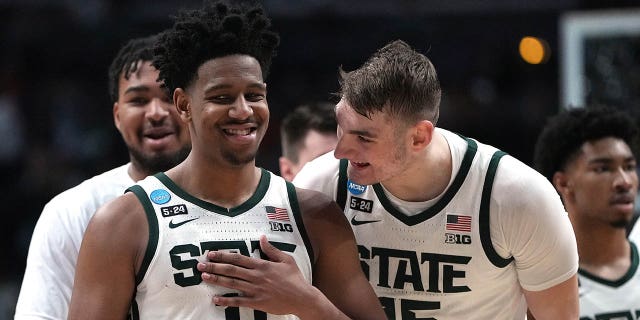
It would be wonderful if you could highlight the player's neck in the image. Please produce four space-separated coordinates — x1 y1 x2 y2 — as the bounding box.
574 218 631 279
381 131 451 202
167 157 263 208
128 162 150 182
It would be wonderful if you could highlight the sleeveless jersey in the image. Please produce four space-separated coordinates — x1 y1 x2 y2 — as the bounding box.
578 242 640 320
127 169 313 320
336 137 525 319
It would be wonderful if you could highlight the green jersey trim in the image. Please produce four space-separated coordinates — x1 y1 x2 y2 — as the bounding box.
480 150 513 268
578 241 639 287
371 136 478 226
154 169 270 217
129 300 139 320
337 159 349 211
287 182 314 264
126 185 160 286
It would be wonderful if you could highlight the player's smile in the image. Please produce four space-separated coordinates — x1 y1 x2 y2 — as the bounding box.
142 126 179 150
351 161 370 168
220 123 258 144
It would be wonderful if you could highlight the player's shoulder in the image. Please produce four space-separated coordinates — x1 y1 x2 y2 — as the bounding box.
495 154 552 191
446 130 552 195
295 186 336 212
294 186 345 223
91 191 144 228
293 151 340 189
41 164 133 219
47 164 132 204
486 151 563 216
452 132 558 207
302 151 339 172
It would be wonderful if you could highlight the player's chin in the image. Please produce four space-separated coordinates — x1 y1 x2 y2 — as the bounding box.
348 174 377 186
144 137 182 152
609 211 634 228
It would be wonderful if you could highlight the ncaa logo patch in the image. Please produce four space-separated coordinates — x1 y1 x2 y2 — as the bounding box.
150 189 171 205
347 180 367 195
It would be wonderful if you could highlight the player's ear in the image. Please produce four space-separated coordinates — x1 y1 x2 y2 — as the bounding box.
279 156 295 182
113 102 121 131
410 120 435 151
174 88 191 121
552 171 572 198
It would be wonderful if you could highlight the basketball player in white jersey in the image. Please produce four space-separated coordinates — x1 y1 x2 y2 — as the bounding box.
534 106 640 319
14 35 191 319
200 40 580 319
68 1 385 319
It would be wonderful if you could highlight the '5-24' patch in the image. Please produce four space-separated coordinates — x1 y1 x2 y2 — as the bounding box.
349 196 373 213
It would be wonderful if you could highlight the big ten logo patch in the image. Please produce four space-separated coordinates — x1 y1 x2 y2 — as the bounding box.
270 221 293 232
445 233 471 244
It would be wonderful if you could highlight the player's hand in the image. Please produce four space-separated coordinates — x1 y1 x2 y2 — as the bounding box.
197 235 321 316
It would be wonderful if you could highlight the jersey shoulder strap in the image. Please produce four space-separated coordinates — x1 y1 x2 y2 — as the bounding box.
479 150 514 267
336 159 349 210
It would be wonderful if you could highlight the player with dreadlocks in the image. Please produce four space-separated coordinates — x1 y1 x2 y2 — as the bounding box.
15 34 190 320
68 1 385 319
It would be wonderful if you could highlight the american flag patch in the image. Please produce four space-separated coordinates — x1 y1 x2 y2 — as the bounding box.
446 214 471 232
265 206 289 221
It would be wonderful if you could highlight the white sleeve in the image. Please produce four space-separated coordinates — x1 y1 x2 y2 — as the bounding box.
14 165 132 319
630 216 640 244
490 156 578 291
14 197 90 320
292 151 340 199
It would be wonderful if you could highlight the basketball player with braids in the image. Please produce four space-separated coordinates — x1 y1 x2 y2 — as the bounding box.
15 34 191 320
201 40 579 319
68 1 384 319
534 106 640 319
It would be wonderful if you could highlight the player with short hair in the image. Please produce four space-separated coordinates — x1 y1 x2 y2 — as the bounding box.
279 102 337 181
534 106 640 318
15 34 191 319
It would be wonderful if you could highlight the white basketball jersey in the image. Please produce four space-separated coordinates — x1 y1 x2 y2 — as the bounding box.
578 242 640 320
335 137 526 319
128 170 313 319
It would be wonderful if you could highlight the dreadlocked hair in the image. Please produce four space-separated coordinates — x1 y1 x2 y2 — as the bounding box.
107 34 159 103
153 0 280 95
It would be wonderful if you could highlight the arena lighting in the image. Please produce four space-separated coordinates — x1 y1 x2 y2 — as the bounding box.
519 36 550 64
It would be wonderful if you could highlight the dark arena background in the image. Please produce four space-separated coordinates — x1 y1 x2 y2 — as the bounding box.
1 0 639 318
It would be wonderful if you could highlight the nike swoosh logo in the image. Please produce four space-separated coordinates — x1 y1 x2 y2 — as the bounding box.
169 218 199 229
350 216 381 226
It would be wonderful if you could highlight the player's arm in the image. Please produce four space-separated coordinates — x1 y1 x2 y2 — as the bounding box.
493 160 579 319
523 275 578 320
197 188 385 320
295 188 385 319
68 193 147 320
